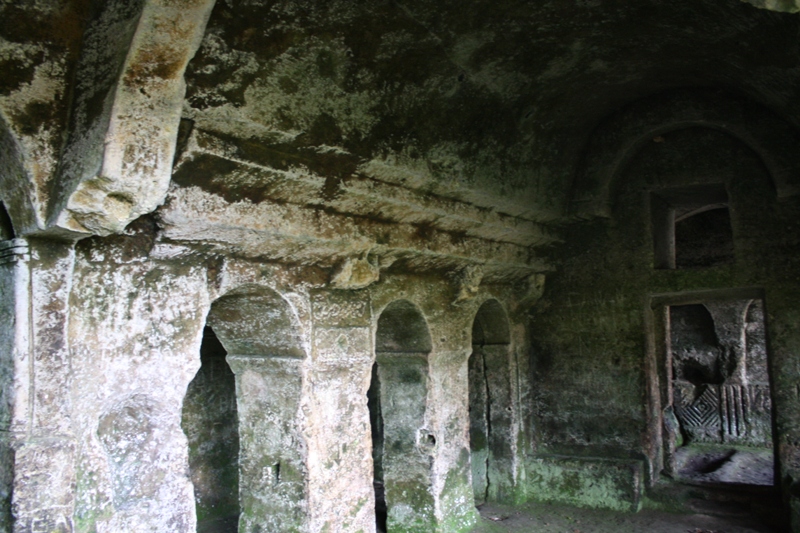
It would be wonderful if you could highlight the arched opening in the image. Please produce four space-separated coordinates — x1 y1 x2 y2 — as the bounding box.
0 203 14 241
183 286 308 533
651 184 734 270
468 300 513 506
368 300 434 532
181 327 239 532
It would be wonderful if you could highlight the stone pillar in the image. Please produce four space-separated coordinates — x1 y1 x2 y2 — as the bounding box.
0 238 77 532
0 240 29 532
227 354 307 533
306 289 375 533
428 348 477 533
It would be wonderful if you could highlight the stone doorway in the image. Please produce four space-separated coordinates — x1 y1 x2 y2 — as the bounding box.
469 300 513 505
663 298 774 487
370 300 435 533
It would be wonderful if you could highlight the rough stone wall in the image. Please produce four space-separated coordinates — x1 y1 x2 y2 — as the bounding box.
68 230 209 532
1 1 798 530
531 122 800 509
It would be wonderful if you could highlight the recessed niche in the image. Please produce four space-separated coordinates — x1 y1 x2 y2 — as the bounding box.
371 300 434 533
651 184 734 270
665 299 773 487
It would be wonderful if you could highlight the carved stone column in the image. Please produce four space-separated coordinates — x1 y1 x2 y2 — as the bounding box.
305 289 375 533
0 238 77 532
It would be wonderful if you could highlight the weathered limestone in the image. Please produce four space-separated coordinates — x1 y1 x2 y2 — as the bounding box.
56 0 217 235
373 300 436 533
68 236 208 532
306 289 375 533
468 300 515 505
0 1 216 237
2 1 800 532
0 240 28 531
0 239 78 532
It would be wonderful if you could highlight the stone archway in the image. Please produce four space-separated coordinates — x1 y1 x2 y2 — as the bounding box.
185 285 308 533
468 299 513 505
369 300 434 532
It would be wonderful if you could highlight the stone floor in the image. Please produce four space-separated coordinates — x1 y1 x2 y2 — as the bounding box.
673 445 774 486
470 501 782 533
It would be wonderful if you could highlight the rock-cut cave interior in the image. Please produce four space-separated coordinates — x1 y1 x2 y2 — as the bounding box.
1 0 800 532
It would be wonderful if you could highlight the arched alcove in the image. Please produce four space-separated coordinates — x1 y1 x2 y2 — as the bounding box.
375 300 433 353
206 288 305 359
183 285 308 533
468 299 513 505
369 300 434 532
663 298 775 487
471 300 511 347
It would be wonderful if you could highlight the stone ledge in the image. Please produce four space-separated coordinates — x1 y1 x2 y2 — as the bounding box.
523 454 644 512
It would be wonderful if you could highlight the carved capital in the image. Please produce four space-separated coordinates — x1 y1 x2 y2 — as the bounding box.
452 265 484 304
330 256 379 290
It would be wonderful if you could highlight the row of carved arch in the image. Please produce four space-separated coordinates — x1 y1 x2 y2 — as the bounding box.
206 285 510 359
183 288 513 531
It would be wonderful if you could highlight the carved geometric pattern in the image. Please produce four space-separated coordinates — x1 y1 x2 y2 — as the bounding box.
678 386 718 427
674 383 772 447
674 384 722 443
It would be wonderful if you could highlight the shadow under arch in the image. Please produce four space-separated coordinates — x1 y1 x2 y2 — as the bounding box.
369 299 434 532
183 285 308 533
468 299 514 505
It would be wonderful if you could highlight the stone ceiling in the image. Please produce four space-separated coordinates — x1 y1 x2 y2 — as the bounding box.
179 0 800 222
1 0 799 280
